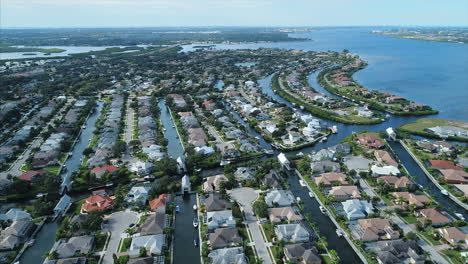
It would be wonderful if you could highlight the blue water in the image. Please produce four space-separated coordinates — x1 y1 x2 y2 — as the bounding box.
183 27 468 121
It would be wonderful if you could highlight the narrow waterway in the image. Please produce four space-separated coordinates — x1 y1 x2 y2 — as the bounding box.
61 100 104 191
157 98 200 264
173 194 200 264
287 172 362 264
19 101 103 264
388 141 468 219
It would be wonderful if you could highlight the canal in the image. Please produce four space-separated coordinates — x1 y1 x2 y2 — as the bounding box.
288 171 362 264
388 141 468 219
19 101 104 264
157 98 200 264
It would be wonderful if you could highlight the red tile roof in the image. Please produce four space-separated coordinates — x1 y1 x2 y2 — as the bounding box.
82 195 114 212
19 170 46 181
429 160 463 171
91 164 119 174
149 194 168 211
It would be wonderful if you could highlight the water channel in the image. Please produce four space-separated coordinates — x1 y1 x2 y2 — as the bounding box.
157 98 200 264
19 101 104 264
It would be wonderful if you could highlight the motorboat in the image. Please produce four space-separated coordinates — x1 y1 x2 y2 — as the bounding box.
319 206 327 214
68 152 73 156
193 204 198 211
175 205 180 213
336 229 343 237
193 238 199 247
441 190 449 196
264 149 274 155
308 192 314 198
455 213 465 221
193 217 199 228
299 179 307 187
296 197 301 202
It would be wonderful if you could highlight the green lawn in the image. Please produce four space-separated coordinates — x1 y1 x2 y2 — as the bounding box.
119 237 132 252
94 232 109 252
400 118 468 133
72 199 86 214
44 166 61 175
401 214 418 224
261 223 275 242
420 229 442 246
441 249 466 264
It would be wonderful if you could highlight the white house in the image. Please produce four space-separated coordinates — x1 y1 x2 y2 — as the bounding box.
129 234 165 256
129 160 154 176
206 210 236 229
371 165 400 177
265 190 295 207
342 199 374 220
126 186 151 206
274 224 309 243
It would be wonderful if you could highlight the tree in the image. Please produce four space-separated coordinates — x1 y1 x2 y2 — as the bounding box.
252 200 268 218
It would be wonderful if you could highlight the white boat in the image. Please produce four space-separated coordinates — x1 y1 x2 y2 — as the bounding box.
175 205 180 213
319 206 327 214
336 229 343 237
332 125 338 133
193 204 198 211
163 128 167 131
68 152 73 156
193 218 199 228
455 213 465 221
264 150 274 155
308 192 314 198
296 152 304 156
441 190 449 196
296 197 301 202
299 179 306 187
255 136 260 140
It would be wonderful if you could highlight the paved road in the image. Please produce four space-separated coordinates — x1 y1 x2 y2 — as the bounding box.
230 187 272 264
124 98 135 144
101 211 139 264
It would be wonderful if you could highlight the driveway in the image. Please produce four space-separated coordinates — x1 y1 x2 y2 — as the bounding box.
102 210 139 264
230 187 272 264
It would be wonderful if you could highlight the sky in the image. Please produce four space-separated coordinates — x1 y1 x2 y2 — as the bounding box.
1 0 468 28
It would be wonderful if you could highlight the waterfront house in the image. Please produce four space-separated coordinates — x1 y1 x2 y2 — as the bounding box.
208 247 248 264
439 169 468 184
234 167 256 181
138 212 167 235
52 235 94 259
54 194 72 217
328 186 361 201
310 149 334 162
310 160 341 174
356 135 384 149
426 126 468 139
205 193 232 212
149 194 169 212
129 160 154 176
203 174 228 193
315 172 348 186
0 218 35 250
352 218 400 242
284 243 322 264
373 239 424 264
274 223 310 243
206 210 236 229
265 190 295 207
261 169 282 189
428 160 463 171
341 199 374 220
437 226 468 246
268 207 303 223
374 150 398 167
329 143 351 155
91 164 119 179
371 165 400 177
0 208 31 222
417 208 453 227
81 194 114 213
129 234 165 256
19 170 47 181
208 227 243 249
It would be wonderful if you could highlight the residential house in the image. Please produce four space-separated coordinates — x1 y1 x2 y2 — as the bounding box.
149 194 169 212
371 165 400 177
428 160 463 171
391 192 431 208
265 190 295 207
284 243 322 264
138 212 167 235
310 160 340 174
268 207 303 223
343 156 372 173
437 226 468 246
129 234 165 256
203 174 228 193
439 169 468 184
377 176 415 190
208 227 243 249
52 235 94 259
81 194 114 213
129 160 154 176
91 164 119 179
274 224 310 243
356 135 384 149
374 150 398 167
373 239 424 264
208 247 248 264
341 199 374 220
206 210 236 229
234 167 256 181
205 193 232 212
19 170 47 181
0 218 35 250
310 149 334 162
261 170 282 189
328 186 361 201
352 218 400 242
126 185 151 206
417 208 453 227
315 172 348 186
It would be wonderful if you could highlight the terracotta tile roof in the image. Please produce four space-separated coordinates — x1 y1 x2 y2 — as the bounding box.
417 208 453 226
19 170 46 181
91 164 119 174
82 195 114 212
440 169 468 184
149 194 169 211
429 160 463 171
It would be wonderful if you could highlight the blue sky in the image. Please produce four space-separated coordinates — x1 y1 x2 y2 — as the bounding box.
2 0 468 28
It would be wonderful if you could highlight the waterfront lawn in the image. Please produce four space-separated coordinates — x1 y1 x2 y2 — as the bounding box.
420 229 442 246
269 245 284 264
401 118 468 133
44 166 61 175
72 199 86 214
